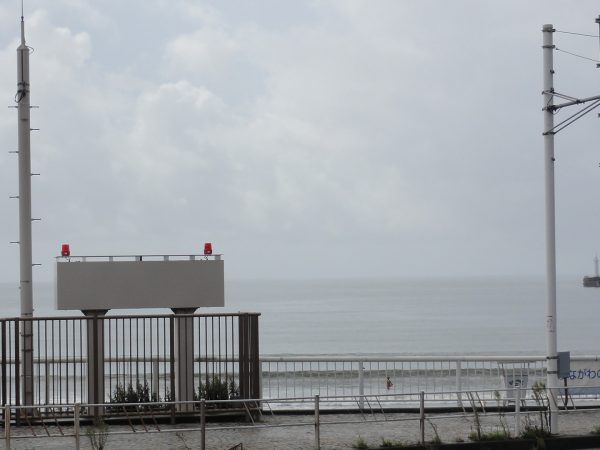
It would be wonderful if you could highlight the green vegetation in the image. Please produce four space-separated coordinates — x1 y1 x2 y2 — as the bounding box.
520 380 552 441
468 390 513 441
468 429 511 441
110 381 159 404
520 424 552 440
428 419 442 445
109 377 240 412
466 392 483 441
86 418 109 450
108 381 168 412
380 437 404 447
352 435 369 449
493 390 511 438
195 376 240 401
532 381 550 432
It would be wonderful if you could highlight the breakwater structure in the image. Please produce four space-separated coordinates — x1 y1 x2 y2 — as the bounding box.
583 255 600 287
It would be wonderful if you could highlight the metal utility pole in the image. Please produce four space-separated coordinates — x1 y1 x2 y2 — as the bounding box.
16 11 34 407
541 18 600 434
542 23 559 434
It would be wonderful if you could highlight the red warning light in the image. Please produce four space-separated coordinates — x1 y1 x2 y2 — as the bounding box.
204 242 213 255
61 244 70 257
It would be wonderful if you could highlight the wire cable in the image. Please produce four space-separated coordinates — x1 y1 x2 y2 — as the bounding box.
555 30 599 38
549 99 600 135
555 47 600 63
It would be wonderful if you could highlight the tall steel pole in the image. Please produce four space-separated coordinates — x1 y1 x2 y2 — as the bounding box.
16 13 34 407
542 23 559 434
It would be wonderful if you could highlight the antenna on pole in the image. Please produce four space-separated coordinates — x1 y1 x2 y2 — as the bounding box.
20 0 25 45
16 0 34 407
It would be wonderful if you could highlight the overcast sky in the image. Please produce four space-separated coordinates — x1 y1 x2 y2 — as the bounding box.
1 1 600 283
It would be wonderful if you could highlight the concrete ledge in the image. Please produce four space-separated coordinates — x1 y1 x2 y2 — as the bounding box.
370 434 600 450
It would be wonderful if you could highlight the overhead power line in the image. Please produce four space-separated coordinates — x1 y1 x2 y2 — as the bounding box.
555 47 600 63
555 30 599 38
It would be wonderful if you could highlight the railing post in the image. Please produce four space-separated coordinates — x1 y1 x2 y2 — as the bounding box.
358 362 364 410
14 321 20 422
74 403 80 450
515 386 521 437
456 360 462 407
200 399 206 450
169 316 175 424
314 394 320 450
237 313 261 402
4 404 10 450
152 359 159 398
171 308 197 413
45 360 50 405
258 359 264 401
21 318 34 409
83 310 107 418
250 315 260 400
238 314 249 399
419 390 425 445
1 320 6 411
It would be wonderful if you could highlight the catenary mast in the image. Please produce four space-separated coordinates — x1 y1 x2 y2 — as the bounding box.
542 23 559 435
16 7 34 407
542 16 600 433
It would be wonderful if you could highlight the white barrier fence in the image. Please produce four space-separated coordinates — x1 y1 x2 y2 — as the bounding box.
260 355 600 403
5 354 600 408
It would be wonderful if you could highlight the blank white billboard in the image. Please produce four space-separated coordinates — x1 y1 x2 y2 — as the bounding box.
56 259 224 310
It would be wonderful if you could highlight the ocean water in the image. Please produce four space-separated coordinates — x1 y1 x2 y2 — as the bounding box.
0 276 598 356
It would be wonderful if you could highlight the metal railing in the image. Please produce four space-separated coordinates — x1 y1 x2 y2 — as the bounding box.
2 385 599 449
5 349 598 409
0 313 261 414
2 311 599 420
260 355 598 404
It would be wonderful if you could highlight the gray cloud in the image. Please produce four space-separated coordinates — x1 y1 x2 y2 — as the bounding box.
1 1 600 283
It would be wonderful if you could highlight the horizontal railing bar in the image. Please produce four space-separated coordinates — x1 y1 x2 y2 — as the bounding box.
211 422 312 432
17 356 244 364
0 355 584 366
0 312 261 320
261 355 542 362
0 354 590 365
6 383 600 409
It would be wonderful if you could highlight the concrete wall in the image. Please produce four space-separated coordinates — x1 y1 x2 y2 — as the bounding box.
55 259 224 310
